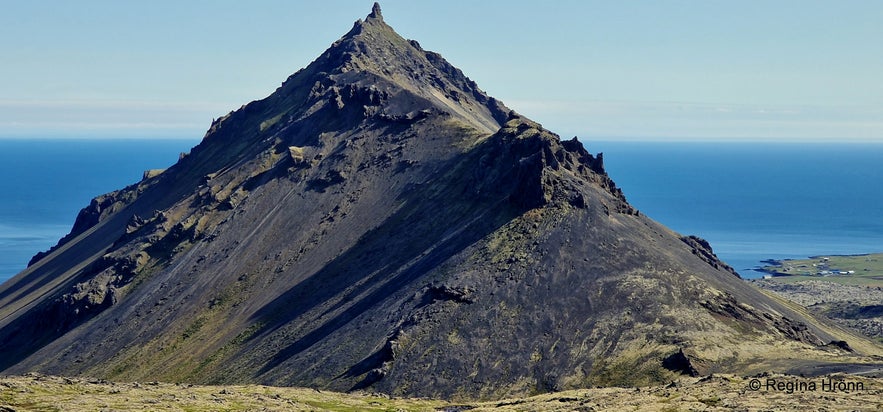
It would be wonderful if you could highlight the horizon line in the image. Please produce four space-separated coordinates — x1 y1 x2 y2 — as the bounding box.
1 133 882 144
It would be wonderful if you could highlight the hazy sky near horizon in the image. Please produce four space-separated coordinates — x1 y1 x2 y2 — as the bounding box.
2 1 881 142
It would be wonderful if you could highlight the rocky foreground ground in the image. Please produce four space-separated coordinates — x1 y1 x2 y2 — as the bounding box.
2 281 880 411
2 373 882 411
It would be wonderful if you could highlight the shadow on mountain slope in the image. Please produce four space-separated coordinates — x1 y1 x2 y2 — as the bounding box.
246 136 529 377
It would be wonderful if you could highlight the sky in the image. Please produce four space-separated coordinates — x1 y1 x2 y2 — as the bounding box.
1 1 882 142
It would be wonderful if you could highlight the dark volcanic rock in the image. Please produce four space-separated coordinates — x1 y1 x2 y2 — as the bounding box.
681 235 740 278
662 348 700 377
1 3 880 401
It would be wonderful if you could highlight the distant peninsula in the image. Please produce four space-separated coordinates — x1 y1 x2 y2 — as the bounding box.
758 252 883 287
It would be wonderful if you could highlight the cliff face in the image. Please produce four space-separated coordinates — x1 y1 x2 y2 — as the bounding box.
1 3 880 400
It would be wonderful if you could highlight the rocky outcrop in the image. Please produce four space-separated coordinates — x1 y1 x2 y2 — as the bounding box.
681 235 740 278
27 189 139 267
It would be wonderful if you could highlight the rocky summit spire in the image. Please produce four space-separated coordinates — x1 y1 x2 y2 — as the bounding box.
0 3 879 401
368 2 382 20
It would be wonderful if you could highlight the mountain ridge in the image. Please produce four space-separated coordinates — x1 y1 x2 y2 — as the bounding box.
1 3 881 400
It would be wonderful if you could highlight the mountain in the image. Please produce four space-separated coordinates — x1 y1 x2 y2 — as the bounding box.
1 3 880 400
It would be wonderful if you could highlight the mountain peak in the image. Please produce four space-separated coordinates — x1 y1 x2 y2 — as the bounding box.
297 4 509 134
368 2 383 21
2 3 880 401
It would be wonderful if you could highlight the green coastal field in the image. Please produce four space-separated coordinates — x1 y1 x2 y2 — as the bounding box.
760 252 883 287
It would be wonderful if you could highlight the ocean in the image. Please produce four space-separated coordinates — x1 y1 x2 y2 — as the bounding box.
0 139 881 283
0 138 200 283
592 141 883 277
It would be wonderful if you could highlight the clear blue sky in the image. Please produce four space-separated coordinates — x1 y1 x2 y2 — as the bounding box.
2 1 881 141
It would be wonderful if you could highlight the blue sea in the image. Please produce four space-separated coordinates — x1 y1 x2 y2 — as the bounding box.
0 139 881 283
593 141 883 277
0 138 200 283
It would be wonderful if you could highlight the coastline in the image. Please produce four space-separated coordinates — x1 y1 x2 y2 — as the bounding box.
752 251 883 286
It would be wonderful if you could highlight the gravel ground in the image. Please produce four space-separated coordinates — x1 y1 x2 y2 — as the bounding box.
2 373 882 411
